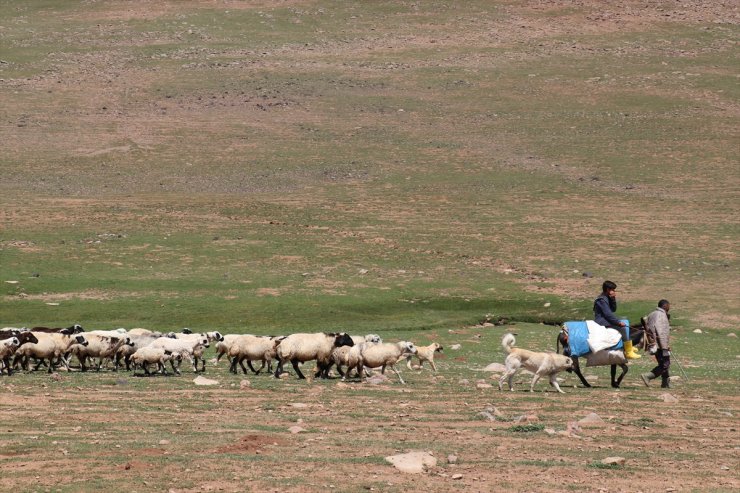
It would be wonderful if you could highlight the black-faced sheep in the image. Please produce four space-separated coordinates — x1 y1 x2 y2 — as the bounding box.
274 332 354 379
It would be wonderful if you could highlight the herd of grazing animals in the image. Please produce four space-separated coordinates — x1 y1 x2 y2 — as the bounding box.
0 324 438 383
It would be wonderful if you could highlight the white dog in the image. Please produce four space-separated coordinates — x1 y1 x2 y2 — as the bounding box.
405 342 443 372
498 333 573 393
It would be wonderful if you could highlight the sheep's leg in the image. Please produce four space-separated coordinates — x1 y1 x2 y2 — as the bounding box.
229 357 238 374
291 360 306 379
336 363 345 378
2 357 11 376
429 359 438 372
247 360 259 374
406 355 414 371
274 360 284 378
159 361 168 375
389 364 406 384
238 358 250 375
143 362 151 375
254 360 266 376
170 359 181 375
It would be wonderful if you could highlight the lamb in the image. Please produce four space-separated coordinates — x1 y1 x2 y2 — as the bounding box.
148 335 210 374
14 333 89 373
171 331 223 372
274 332 354 379
0 331 38 375
228 335 282 375
129 347 186 376
360 341 418 384
331 336 383 380
0 338 20 375
68 333 134 371
214 334 240 364
113 332 166 371
405 342 443 372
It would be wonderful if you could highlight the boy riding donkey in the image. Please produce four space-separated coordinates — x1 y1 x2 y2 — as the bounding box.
594 281 641 360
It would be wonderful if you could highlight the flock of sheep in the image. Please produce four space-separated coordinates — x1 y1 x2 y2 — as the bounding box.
0 325 444 384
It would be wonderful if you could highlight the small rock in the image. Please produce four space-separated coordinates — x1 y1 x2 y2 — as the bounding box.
727 333 737 338
659 393 679 403
288 426 306 434
514 413 539 423
278 372 290 379
476 383 493 389
582 272 593 278
290 403 308 408
720 465 730 470
450 344 461 350
543 302 551 308
385 451 437 474
669 376 681 383
601 456 626 466
158 439 170 445
451 474 463 480
458 379 470 385
239 380 251 389
544 428 556 435
366 374 389 385
693 329 703 334
483 363 506 372
193 376 219 386
335 382 349 389
578 412 606 427
447 454 458 464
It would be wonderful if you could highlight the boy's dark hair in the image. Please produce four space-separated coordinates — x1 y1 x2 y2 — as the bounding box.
602 280 617 292
658 299 670 309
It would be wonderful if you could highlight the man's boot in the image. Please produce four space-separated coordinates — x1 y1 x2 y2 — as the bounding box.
624 340 641 359
661 375 670 388
641 371 656 387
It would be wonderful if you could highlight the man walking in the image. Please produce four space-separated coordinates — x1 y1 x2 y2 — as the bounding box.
594 280 640 359
642 300 672 388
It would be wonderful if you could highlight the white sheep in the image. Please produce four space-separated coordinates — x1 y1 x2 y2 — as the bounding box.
228 335 282 375
171 331 223 372
114 332 167 371
130 347 186 376
214 334 241 364
148 335 209 374
360 341 418 384
0 338 20 375
15 333 89 373
274 332 354 379
331 336 383 380
68 333 133 371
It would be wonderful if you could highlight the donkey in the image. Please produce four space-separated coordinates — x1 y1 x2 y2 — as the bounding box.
556 324 644 388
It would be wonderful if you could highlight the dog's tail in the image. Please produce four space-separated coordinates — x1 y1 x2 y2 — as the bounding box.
501 333 516 354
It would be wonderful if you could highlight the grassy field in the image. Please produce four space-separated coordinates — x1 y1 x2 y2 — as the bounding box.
0 1 738 491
